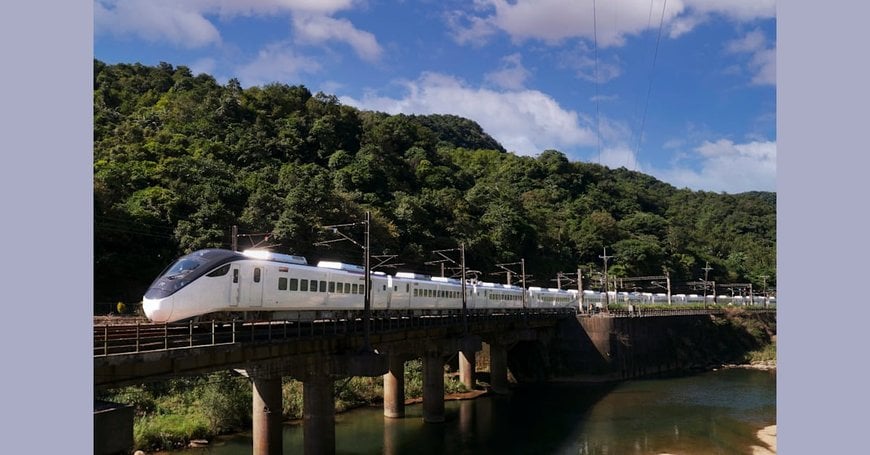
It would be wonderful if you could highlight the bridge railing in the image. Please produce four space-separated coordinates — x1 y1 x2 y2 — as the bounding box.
93 308 576 357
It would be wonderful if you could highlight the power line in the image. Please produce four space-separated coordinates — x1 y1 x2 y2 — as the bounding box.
633 0 668 171
593 0 602 165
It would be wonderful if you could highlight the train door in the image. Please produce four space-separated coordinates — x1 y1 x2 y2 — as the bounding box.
230 265 241 307
243 265 264 307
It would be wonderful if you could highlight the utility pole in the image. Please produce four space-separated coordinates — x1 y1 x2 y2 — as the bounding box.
599 247 615 312
494 260 529 309
578 268 584 313
665 268 672 305
430 245 469 333
521 258 527 309
363 210 371 347
231 225 238 251
315 211 372 350
702 261 712 309
760 275 769 308
461 243 467 333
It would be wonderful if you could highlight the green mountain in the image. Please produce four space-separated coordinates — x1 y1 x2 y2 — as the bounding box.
94 60 775 303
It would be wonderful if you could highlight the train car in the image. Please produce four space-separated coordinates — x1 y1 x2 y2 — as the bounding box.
143 248 603 323
474 282 524 310
528 287 579 309
393 272 465 312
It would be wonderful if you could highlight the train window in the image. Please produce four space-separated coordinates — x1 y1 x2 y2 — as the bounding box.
311 281 319 293
289 278 298 291
413 289 418 297
319 281 327 292
328 281 335 293
233 269 239 283
383 285 387 291
254 268 261 283
352 284 358 294
358 285 364 294
406 284 410 292
278 277 287 291
394 286 398 291
300 279 309 292
206 264 231 277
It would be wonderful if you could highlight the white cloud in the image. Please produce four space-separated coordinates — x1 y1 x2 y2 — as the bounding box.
95 1 221 48
448 0 775 47
484 54 531 90
682 0 775 22
559 43 622 83
340 72 596 155
207 0 356 17
726 29 776 86
190 58 218 77
649 139 776 193
292 14 383 62
236 43 322 87
449 0 685 47
748 47 776 86
445 10 498 46
667 12 708 39
598 145 642 171
94 0 369 50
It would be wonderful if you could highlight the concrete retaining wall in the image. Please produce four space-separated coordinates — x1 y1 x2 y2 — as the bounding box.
94 401 133 455
506 311 776 383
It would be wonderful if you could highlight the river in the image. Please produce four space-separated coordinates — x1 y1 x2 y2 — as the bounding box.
166 368 775 454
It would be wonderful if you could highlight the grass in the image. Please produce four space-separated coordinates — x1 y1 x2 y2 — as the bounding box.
744 341 777 364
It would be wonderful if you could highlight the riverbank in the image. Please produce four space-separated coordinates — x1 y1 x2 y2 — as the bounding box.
751 425 777 454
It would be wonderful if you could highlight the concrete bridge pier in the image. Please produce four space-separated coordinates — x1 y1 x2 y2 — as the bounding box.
303 372 335 455
489 343 510 394
459 349 475 390
422 351 446 423
250 373 283 455
383 354 406 418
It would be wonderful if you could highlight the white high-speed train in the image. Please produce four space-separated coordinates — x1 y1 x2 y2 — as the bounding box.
142 249 580 323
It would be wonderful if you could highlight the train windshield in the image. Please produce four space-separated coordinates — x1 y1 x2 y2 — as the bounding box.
164 258 203 279
145 249 244 299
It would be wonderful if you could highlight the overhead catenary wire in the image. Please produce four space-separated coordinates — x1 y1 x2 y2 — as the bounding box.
593 0 601 165
633 0 668 171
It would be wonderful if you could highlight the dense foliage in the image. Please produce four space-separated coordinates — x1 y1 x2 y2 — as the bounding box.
94 60 775 304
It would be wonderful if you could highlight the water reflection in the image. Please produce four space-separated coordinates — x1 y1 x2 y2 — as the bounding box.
168 369 774 455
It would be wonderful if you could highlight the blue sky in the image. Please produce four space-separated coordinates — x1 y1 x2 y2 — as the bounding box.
94 0 775 194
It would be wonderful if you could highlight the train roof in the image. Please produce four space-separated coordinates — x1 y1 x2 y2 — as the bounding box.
431 276 461 284
395 272 431 280
317 261 364 273
242 249 307 265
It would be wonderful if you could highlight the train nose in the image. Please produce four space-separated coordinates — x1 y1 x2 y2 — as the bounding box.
143 297 173 322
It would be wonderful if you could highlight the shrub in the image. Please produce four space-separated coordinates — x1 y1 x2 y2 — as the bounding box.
134 413 210 451
282 378 304 419
198 372 251 433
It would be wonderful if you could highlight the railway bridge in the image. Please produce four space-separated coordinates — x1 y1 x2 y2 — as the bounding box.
94 309 574 455
94 307 774 454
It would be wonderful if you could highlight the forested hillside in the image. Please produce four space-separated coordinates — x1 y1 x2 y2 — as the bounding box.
94 60 775 304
